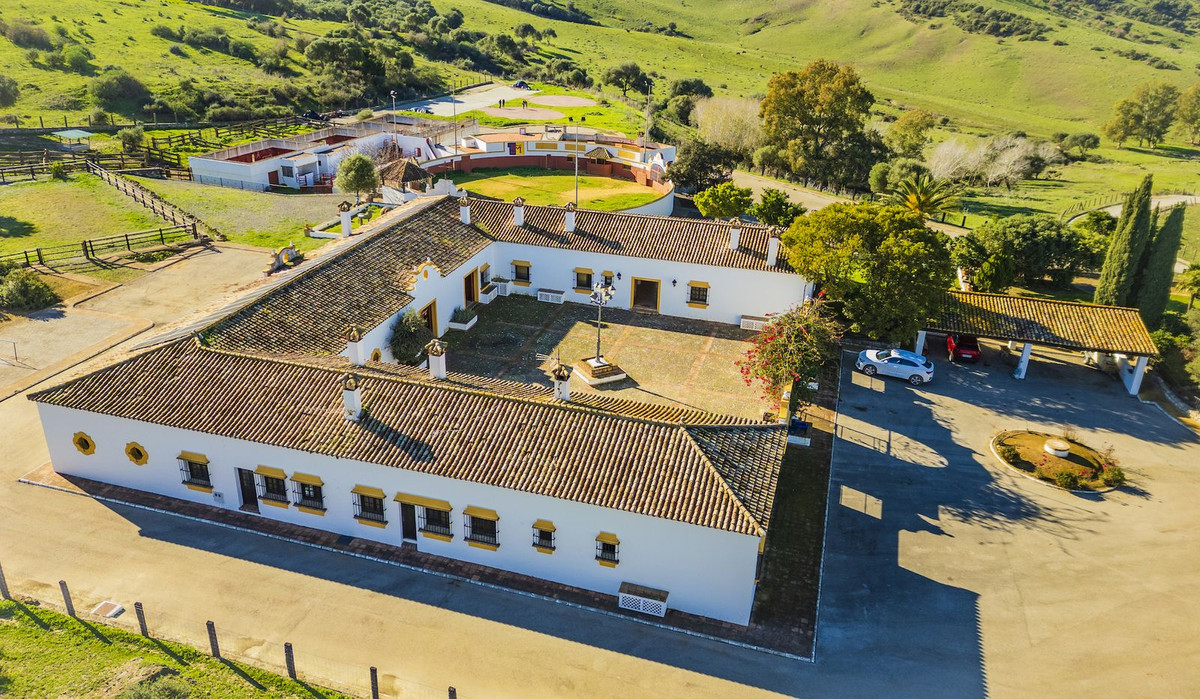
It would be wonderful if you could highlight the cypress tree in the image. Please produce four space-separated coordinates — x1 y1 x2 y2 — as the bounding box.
1135 204 1185 327
1094 174 1154 306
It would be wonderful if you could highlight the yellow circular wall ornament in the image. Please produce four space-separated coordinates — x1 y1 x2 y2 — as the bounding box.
73 432 96 455
125 442 149 465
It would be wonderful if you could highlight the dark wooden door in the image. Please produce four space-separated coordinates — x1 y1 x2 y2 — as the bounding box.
237 468 258 509
267 170 280 185
401 503 417 541
464 270 478 305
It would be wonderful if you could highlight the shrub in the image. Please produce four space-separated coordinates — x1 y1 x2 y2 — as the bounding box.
117 125 144 153
1101 465 1126 487
122 677 192 699
48 162 68 181
0 268 61 311
0 74 18 107
451 306 476 323
4 20 53 49
90 68 149 106
61 44 91 72
356 108 375 121
42 92 82 110
387 311 433 364
89 108 109 125
998 444 1020 463
150 24 181 40
1054 471 1080 490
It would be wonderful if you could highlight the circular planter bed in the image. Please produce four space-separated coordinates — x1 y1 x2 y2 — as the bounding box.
992 430 1126 492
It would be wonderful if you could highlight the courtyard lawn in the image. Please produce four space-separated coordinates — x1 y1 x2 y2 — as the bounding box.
130 177 344 252
0 175 164 256
0 599 348 697
449 167 663 211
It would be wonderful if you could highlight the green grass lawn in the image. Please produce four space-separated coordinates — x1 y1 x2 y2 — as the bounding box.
0 175 165 255
449 166 663 210
0 599 348 697
130 177 343 251
1179 205 1200 266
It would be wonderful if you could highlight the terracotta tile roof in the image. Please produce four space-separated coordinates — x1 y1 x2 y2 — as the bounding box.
379 157 433 185
30 341 783 536
928 291 1157 356
468 199 792 273
202 198 490 355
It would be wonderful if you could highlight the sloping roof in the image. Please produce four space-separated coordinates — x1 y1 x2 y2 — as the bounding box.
469 199 790 273
584 146 611 159
30 341 783 536
380 157 433 184
53 129 94 139
203 198 489 355
928 291 1158 356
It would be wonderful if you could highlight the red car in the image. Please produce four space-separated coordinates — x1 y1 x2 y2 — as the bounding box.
947 334 981 362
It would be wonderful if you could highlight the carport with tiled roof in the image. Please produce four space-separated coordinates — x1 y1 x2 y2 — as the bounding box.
916 290 1158 395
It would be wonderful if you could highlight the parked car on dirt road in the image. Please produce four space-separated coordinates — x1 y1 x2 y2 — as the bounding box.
946 334 981 362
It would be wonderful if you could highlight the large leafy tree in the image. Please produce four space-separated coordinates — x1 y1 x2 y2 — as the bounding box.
737 298 842 402
1178 84 1200 145
885 109 937 158
752 188 806 227
336 154 379 203
693 182 754 219
1095 174 1154 305
1178 263 1200 310
759 60 882 189
966 215 1088 288
601 62 651 97
1103 99 1141 148
1135 204 1186 326
666 140 739 193
782 203 954 342
1104 83 1180 148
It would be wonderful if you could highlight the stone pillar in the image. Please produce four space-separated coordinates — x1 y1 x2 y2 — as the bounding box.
1126 355 1148 396
915 330 927 356
1013 342 1032 380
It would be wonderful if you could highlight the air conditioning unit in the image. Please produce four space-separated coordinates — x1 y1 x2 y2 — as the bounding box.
537 289 565 304
740 315 770 332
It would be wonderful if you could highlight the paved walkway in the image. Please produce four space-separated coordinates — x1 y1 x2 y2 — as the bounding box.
400 84 538 118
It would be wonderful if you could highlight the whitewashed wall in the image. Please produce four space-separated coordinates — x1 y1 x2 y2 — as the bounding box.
38 404 761 624
618 186 676 216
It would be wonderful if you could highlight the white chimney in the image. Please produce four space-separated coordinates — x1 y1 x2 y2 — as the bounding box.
425 338 447 380
550 362 571 401
728 220 741 250
513 196 526 227
345 325 365 366
340 210 353 237
342 373 363 422
767 232 780 267
564 201 577 233
459 196 472 225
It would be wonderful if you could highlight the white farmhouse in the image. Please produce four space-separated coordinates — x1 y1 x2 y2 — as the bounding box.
30 196 811 626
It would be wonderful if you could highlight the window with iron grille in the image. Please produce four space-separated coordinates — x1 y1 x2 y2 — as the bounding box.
575 271 592 290
419 506 452 537
602 274 613 288
532 527 555 550
259 475 288 503
354 494 387 523
179 460 211 487
513 264 531 283
596 540 619 564
465 516 498 546
479 265 490 286
293 482 325 511
689 285 708 305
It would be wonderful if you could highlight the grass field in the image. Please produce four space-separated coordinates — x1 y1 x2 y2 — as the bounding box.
0 599 348 697
131 177 342 251
449 167 664 210
1180 205 1200 265
0 175 165 255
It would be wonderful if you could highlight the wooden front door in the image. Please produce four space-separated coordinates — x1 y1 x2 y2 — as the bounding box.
237 468 258 511
267 170 280 185
464 269 478 305
401 503 417 541
419 299 438 336
632 278 660 312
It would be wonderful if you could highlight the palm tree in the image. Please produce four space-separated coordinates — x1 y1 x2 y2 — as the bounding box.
887 173 959 217
1178 263 1200 310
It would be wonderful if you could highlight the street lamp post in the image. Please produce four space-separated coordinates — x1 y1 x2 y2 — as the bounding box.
589 280 614 364
574 122 579 207
389 90 397 144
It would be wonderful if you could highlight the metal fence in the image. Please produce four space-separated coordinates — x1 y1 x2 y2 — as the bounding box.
0 561 452 698
0 223 200 271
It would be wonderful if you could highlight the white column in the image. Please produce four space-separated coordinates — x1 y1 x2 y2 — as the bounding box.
428 352 447 380
915 330 927 356
1127 355 1148 396
1013 342 1032 380
340 211 353 237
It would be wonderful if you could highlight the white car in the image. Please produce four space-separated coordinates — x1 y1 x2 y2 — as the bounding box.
856 348 934 385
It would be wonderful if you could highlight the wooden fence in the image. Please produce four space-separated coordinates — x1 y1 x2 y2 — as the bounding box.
0 223 201 271
85 162 216 237
212 115 306 142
